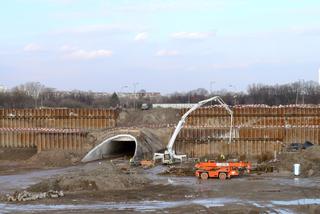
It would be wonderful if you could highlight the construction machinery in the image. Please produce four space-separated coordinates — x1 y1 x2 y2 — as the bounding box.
153 96 233 164
195 161 251 180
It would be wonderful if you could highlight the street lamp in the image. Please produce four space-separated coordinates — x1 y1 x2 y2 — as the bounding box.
210 81 215 95
229 85 237 105
210 81 215 105
296 79 305 105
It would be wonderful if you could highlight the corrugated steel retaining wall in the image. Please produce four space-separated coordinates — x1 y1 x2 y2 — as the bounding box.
0 128 89 153
175 105 320 157
0 108 118 153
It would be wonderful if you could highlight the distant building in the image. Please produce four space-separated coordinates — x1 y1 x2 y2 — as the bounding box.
118 92 161 99
0 85 7 92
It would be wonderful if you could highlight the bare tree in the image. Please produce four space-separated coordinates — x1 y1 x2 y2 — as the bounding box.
15 82 45 107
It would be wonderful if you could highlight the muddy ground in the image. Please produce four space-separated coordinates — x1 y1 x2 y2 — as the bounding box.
0 150 320 214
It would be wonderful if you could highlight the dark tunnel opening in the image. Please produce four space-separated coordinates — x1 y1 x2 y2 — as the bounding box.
103 140 136 158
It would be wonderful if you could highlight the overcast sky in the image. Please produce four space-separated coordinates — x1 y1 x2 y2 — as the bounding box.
1 0 320 93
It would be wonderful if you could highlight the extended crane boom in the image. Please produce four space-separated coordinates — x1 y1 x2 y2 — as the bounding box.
153 96 233 164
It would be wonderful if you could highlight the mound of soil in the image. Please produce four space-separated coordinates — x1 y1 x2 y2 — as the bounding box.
117 109 180 127
277 146 320 177
27 150 81 167
0 148 37 161
28 161 149 193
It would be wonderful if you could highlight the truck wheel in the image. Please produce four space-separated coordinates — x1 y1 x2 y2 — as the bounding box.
200 172 209 180
219 172 227 180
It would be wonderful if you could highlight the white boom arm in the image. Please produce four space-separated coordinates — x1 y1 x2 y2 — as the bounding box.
154 96 233 164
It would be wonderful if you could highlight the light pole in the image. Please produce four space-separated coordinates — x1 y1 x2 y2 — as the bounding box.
229 85 237 105
210 81 215 95
296 79 305 105
133 82 139 109
121 85 128 108
210 81 215 105
300 79 305 105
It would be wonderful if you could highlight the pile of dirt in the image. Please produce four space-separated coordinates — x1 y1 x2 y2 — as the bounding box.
0 148 37 161
27 150 82 167
277 146 320 177
28 161 149 193
117 109 180 127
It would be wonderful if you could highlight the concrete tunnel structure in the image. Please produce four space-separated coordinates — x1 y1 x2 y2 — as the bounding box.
81 129 168 162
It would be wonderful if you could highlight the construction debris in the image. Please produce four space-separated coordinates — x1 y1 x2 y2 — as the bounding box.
7 190 64 202
140 160 154 169
159 165 195 177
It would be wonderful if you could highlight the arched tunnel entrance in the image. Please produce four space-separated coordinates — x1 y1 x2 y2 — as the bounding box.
81 129 168 163
81 134 138 162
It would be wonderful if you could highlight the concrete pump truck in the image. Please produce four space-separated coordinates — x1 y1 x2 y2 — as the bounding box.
153 96 234 164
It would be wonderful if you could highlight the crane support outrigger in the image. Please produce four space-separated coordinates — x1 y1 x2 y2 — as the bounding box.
153 96 234 164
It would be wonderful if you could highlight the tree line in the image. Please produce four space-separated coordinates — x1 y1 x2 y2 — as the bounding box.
0 81 319 108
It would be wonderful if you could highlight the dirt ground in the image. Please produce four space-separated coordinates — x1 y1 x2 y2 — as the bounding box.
1 146 320 213
27 160 149 193
277 146 320 177
1 155 320 213
117 108 180 127
0 148 84 176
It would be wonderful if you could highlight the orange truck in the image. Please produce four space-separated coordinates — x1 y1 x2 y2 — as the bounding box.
195 161 251 180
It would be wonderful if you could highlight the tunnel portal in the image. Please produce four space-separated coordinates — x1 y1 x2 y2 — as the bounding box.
81 134 138 162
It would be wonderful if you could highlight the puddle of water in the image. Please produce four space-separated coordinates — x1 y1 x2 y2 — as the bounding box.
144 166 199 187
271 198 320 206
1 197 319 213
0 166 78 193
0 197 236 213
272 208 296 214
272 177 320 188
0 198 320 213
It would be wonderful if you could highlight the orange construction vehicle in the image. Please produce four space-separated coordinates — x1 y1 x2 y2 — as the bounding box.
195 161 251 180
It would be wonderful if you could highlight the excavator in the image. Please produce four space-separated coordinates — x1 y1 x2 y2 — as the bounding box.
153 96 233 164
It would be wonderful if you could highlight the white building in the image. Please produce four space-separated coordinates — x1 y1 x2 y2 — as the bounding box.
152 103 196 109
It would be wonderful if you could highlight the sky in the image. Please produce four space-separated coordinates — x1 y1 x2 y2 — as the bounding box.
1 0 320 93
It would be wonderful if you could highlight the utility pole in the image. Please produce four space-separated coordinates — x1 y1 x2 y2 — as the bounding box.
133 82 139 109
301 79 305 104
229 84 237 105
296 79 305 105
121 85 128 108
